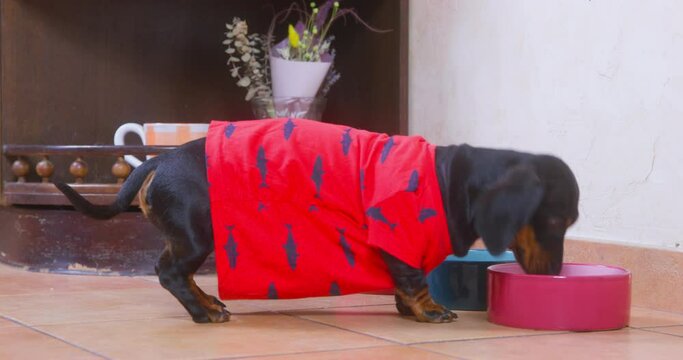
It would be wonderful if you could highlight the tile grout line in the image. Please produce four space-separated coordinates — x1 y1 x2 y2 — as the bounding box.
630 324 683 329
636 326 683 338
249 301 396 312
410 330 573 346
0 314 112 359
222 344 408 360
406 344 470 360
278 311 406 345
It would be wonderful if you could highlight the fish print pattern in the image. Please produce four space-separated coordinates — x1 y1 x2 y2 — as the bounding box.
338 228 356 267
366 207 397 230
284 118 296 140
380 137 395 164
418 208 438 223
329 281 341 296
406 170 419 192
283 224 299 270
256 146 268 188
224 123 236 138
360 170 366 191
341 128 352 156
224 225 238 269
267 282 278 299
311 155 324 198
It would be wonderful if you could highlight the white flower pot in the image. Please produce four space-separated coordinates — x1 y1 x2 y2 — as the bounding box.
270 56 332 98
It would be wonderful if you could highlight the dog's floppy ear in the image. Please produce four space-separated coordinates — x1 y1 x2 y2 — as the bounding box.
472 164 544 255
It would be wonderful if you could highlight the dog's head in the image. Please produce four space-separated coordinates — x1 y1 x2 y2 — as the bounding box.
469 152 579 275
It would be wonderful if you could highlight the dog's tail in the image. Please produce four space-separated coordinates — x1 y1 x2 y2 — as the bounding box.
55 156 160 220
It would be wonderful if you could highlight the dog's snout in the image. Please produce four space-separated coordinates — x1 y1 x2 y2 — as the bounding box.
548 261 562 276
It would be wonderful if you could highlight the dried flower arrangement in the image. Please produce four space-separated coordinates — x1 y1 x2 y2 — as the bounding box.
223 18 272 101
223 1 385 102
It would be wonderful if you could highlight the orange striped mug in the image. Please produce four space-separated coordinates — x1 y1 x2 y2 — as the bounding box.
114 123 209 167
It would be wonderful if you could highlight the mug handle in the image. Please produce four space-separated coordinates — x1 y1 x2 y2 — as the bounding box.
114 123 145 168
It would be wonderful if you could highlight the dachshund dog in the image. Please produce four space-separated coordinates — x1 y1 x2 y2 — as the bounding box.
56 119 579 324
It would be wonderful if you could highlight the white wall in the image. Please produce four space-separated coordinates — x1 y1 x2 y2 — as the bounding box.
409 0 683 251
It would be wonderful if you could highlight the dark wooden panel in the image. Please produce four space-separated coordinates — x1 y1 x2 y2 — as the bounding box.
3 144 176 156
1 0 407 184
0 206 215 275
3 182 139 206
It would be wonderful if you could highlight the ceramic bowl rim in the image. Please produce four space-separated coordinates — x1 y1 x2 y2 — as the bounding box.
488 262 631 280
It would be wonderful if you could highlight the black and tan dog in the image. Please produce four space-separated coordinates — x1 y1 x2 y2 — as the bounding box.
56 135 578 324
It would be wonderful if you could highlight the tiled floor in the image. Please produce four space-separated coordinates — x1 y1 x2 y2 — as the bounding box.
1 263 683 359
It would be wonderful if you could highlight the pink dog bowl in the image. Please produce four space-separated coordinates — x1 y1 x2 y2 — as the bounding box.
488 263 631 331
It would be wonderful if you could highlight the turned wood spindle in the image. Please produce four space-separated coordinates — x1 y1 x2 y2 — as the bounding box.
11 157 30 183
69 156 89 184
111 157 132 184
35 156 55 183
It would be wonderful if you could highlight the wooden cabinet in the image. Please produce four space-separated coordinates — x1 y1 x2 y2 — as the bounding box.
0 0 408 274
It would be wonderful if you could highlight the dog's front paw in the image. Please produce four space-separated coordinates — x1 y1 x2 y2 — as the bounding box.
192 308 231 323
209 295 227 308
415 302 457 323
396 288 458 323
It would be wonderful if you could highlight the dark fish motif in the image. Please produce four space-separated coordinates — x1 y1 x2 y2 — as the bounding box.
257 202 266 212
311 155 324 198
224 123 236 138
284 118 296 140
267 282 278 299
256 146 268 188
308 204 319 212
224 225 238 269
283 224 299 270
341 128 352 155
406 170 419 192
366 207 397 230
360 170 366 191
338 228 356 267
418 208 438 223
329 281 341 296
380 137 395 164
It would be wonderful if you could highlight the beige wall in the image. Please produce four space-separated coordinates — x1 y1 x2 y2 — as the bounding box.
409 0 683 251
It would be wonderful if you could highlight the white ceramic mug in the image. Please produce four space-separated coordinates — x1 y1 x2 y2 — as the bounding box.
114 123 209 167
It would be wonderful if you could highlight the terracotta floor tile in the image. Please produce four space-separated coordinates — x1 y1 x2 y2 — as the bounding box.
251 345 455 359
192 274 396 311
283 305 561 344
415 328 683 360
0 317 19 328
0 265 156 296
0 326 102 359
248 294 396 312
0 287 262 326
645 326 683 337
629 307 683 328
36 315 391 359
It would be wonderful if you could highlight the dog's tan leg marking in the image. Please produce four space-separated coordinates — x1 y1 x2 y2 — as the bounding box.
396 288 457 323
187 275 230 322
138 171 156 218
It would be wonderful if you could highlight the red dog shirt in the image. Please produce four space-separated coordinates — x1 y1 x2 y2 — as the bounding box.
205 119 451 299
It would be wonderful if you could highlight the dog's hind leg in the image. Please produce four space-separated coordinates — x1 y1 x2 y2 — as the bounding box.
150 193 230 323
381 251 457 323
155 230 230 323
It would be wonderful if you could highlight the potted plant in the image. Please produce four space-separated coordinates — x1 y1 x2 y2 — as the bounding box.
223 1 385 120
